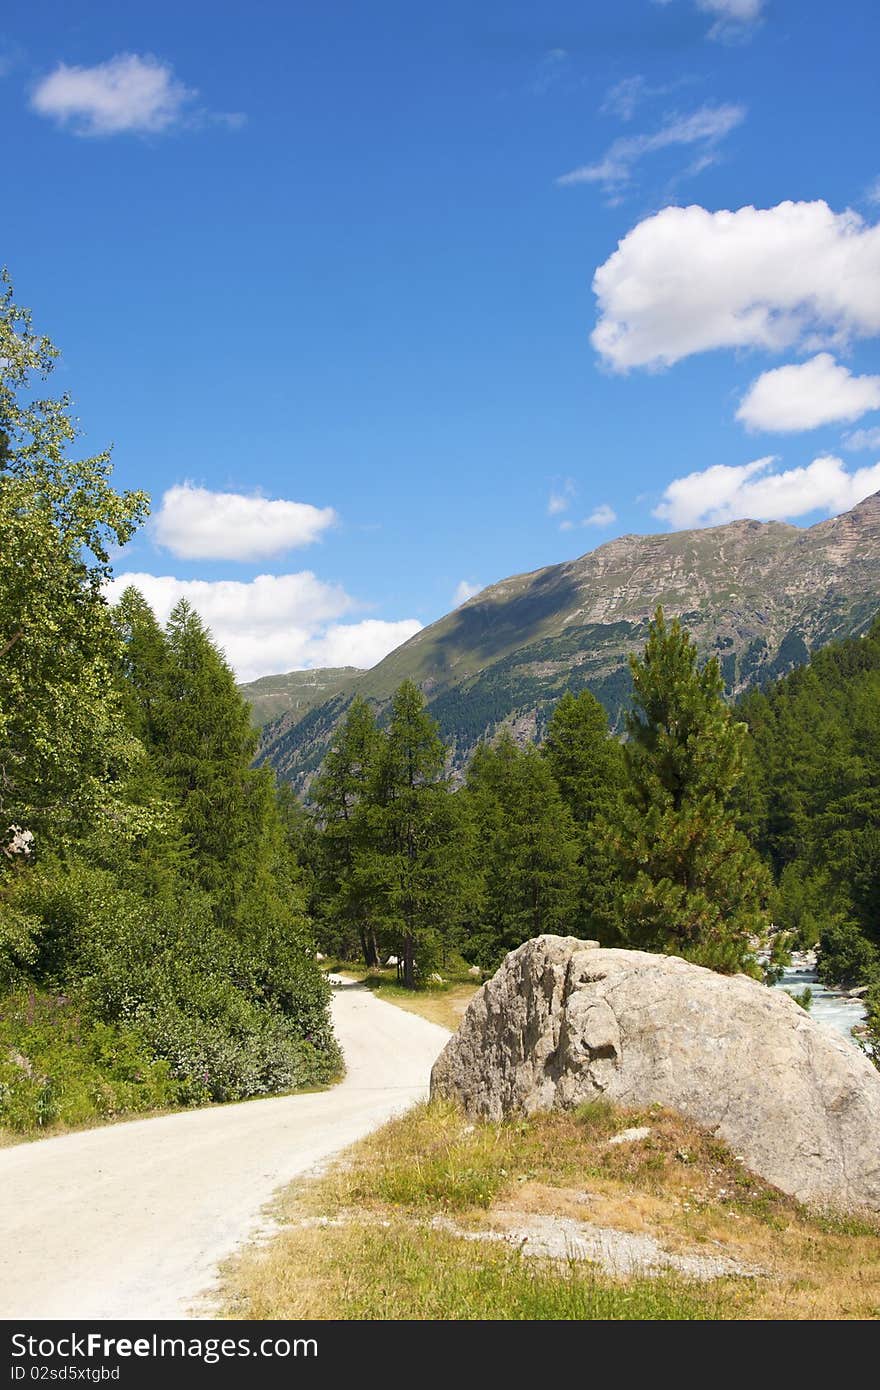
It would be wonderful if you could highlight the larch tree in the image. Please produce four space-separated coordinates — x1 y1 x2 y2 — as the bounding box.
465 730 580 965
542 690 625 941
370 681 474 988
310 696 384 966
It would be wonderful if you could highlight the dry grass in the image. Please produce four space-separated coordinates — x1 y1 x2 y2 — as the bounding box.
368 982 477 1032
219 1098 880 1321
331 965 479 1033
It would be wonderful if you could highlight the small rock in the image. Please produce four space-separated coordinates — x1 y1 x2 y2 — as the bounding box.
607 1126 652 1147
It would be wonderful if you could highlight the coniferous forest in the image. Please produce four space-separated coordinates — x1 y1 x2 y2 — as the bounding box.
2 275 879 1136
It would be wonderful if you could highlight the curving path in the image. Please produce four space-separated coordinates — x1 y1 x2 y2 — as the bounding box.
0 980 450 1320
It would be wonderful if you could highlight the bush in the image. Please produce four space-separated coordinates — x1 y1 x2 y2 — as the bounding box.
0 856 340 1127
0 990 178 1131
817 917 880 989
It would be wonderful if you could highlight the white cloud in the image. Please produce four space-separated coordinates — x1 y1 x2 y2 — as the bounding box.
592 201 880 371
105 570 421 682
653 455 880 529
585 504 617 527
698 0 764 41
153 483 336 561
30 53 242 136
843 425 880 452
453 579 482 605
866 177 880 207
654 0 763 42
557 103 744 197
601 77 650 122
736 354 880 433
547 478 576 515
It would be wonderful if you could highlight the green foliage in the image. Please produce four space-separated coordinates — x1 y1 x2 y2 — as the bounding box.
369 682 476 986
817 918 880 990
542 690 626 940
0 274 339 1132
0 854 338 1129
463 732 580 966
0 270 148 841
542 689 625 825
602 608 770 973
310 697 384 965
0 990 178 1131
860 981 880 1071
741 617 880 985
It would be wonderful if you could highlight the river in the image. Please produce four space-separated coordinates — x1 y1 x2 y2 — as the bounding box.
774 953 867 1043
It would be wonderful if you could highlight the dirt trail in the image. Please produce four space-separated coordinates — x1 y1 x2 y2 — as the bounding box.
0 980 450 1319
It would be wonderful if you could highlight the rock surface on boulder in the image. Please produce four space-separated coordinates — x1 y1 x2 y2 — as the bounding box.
430 935 880 1211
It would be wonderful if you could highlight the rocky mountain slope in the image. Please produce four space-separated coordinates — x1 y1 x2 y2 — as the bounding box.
257 492 880 791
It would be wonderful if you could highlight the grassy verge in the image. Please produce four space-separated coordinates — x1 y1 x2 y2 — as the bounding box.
323 960 479 1032
220 1097 880 1321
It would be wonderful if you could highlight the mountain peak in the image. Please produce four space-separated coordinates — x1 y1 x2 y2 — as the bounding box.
254 495 880 790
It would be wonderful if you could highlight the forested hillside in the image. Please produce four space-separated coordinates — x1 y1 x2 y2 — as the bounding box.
0 275 338 1133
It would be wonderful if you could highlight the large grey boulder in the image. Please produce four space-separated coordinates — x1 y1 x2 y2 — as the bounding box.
430 936 880 1211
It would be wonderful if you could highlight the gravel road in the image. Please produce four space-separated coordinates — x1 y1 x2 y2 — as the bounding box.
0 979 450 1320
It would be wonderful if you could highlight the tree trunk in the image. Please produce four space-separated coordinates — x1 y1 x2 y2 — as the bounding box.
359 925 380 969
368 928 381 969
402 932 415 990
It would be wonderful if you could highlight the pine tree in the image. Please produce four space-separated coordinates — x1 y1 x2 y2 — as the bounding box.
606 607 770 973
370 681 474 988
310 697 384 966
465 731 580 964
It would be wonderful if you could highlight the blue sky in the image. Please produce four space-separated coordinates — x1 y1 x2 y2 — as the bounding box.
3 0 880 678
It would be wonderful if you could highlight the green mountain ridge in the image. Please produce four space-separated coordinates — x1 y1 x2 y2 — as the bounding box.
238 666 363 728
255 492 880 791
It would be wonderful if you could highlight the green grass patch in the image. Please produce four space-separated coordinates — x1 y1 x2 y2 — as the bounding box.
327 1227 737 1321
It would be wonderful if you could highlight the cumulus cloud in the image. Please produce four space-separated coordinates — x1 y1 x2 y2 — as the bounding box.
105 570 421 682
453 579 482 606
653 455 880 529
592 201 880 371
843 425 880 452
736 354 880 433
153 483 336 561
30 53 242 136
557 103 744 198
